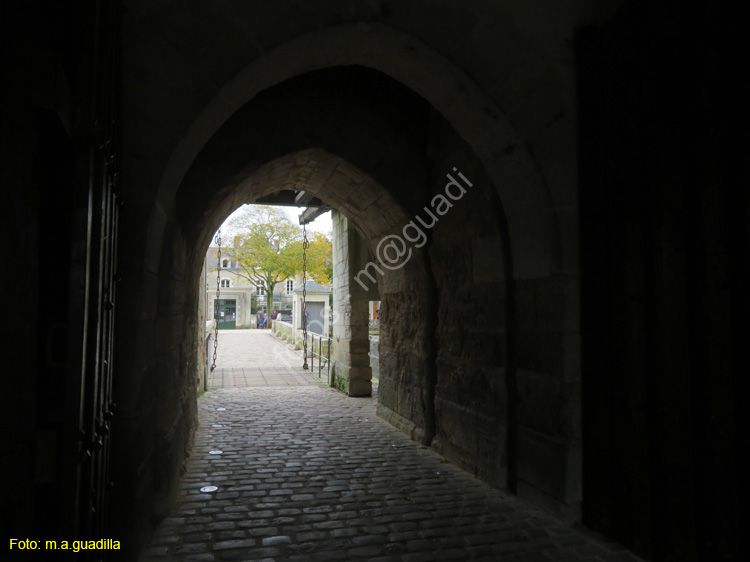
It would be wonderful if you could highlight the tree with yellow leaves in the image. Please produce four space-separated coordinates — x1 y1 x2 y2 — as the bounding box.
226 205 331 315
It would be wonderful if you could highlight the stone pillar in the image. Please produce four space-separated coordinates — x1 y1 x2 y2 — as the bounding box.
331 210 373 396
198 261 207 391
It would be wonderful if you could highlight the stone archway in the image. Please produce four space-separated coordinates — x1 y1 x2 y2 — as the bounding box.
194 148 433 403
155 22 563 280
113 30 580 554
191 145 438 412
7 3 743 561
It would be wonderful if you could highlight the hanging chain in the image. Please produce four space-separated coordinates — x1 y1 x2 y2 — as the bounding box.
210 228 222 372
301 221 309 370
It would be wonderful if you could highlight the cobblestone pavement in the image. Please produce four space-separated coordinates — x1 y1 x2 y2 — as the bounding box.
208 329 326 389
140 384 644 562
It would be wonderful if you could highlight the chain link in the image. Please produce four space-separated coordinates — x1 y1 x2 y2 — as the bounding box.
301 221 309 370
210 228 222 372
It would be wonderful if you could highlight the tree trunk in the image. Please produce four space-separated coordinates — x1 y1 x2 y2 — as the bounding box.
265 282 276 327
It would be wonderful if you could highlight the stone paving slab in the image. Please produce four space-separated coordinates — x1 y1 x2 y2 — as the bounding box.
140 386 644 562
208 330 325 389
210 368 324 389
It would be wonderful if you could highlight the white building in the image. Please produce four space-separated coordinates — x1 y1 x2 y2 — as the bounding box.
204 247 305 328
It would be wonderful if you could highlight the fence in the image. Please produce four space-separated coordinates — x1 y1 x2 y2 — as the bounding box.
369 334 380 380
368 334 379 360
305 331 331 379
204 320 216 391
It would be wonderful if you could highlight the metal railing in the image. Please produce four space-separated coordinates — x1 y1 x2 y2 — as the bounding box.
306 331 331 379
368 334 379 360
205 320 216 391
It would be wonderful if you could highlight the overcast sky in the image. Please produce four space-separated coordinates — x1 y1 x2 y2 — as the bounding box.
277 206 332 233
212 204 332 244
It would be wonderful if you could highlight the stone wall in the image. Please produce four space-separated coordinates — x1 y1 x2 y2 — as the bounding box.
577 3 745 559
424 125 513 492
67 0 624 556
112 59 581 556
331 210 373 396
4 3 746 562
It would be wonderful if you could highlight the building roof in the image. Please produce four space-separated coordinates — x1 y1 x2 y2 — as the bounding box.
205 246 239 268
293 280 331 293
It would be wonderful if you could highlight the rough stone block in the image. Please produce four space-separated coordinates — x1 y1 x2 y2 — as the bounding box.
515 425 580 510
515 370 580 439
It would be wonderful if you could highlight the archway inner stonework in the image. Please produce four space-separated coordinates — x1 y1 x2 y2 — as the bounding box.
114 22 580 553
7 3 744 562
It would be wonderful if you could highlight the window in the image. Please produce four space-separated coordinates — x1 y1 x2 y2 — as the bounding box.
220 279 230 288
286 280 294 295
222 259 229 268
256 285 265 296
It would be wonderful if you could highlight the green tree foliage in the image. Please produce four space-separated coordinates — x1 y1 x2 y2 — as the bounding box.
304 230 333 283
224 205 331 316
